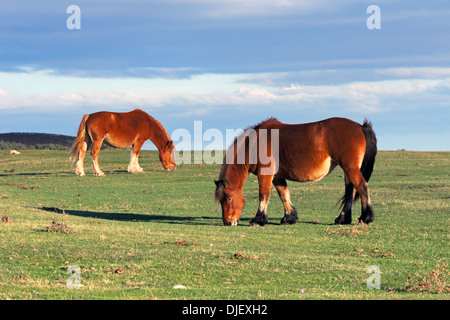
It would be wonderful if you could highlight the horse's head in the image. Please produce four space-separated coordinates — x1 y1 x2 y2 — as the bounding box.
214 179 245 226
159 140 177 172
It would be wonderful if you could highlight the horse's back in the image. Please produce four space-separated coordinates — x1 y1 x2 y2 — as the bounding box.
85 109 151 147
88 109 147 124
275 117 365 156
268 118 365 182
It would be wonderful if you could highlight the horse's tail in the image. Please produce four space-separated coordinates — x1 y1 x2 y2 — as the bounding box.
69 114 90 163
354 119 377 201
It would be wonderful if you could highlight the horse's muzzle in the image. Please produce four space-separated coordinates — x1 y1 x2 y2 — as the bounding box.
224 218 238 226
166 165 176 172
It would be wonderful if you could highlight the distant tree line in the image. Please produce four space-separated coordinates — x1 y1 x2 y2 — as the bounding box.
0 140 70 150
0 133 127 151
0 133 75 151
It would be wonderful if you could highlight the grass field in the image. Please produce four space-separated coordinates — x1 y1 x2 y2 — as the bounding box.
0 149 448 300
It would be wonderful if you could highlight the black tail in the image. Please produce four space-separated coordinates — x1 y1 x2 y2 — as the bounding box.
354 119 377 201
360 119 377 183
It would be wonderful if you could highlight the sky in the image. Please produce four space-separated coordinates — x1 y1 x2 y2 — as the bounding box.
0 0 449 151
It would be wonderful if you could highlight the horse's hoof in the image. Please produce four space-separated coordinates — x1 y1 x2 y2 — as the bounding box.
128 168 143 174
358 217 374 225
249 219 267 227
281 216 298 225
334 214 352 225
280 220 297 225
94 172 105 176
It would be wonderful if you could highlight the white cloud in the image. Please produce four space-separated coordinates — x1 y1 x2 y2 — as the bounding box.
237 87 277 101
194 0 344 18
1 68 449 117
1 67 449 151
376 67 450 79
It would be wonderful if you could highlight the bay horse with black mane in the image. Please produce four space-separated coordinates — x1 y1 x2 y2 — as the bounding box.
70 109 176 176
215 117 377 226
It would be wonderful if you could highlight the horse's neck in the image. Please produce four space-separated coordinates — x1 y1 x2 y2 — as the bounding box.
147 116 170 150
223 162 249 190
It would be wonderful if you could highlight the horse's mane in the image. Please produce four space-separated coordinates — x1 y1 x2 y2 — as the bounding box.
248 117 280 132
217 117 280 182
143 111 171 143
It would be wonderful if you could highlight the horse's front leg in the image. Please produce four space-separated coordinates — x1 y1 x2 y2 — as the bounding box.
273 178 298 225
127 146 140 173
128 141 145 173
249 175 273 227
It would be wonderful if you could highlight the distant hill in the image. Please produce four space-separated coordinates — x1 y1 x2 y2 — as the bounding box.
0 132 75 150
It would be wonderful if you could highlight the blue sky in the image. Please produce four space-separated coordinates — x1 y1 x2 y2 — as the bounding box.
0 0 449 151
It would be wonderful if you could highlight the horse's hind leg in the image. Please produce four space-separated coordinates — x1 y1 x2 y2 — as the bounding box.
335 176 355 225
76 138 91 177
343 168 374 224
273 178 298 225
250 175 273 227
91 139 105 176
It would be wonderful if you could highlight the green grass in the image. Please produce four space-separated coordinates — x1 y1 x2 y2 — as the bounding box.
0 149 448 299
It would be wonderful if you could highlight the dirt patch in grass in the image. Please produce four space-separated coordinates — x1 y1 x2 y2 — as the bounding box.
1 183 39 190
107 267 126 274
172 240 202 246
406 265 449 294
232 252 264 261
44 217 74 234
2 215 12 223
218 252 264 265
325 222 369 237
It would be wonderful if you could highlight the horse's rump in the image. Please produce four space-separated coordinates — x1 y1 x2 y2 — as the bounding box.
69 114 90 162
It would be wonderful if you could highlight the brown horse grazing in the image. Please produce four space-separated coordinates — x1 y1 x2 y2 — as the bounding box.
215 117 377 226
69 109 176 176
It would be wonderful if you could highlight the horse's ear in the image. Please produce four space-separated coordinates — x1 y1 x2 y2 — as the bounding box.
214 179 229 189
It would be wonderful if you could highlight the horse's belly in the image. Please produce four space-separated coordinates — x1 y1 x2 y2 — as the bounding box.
310 157 338 181
104 134 135 148
281 157 338 182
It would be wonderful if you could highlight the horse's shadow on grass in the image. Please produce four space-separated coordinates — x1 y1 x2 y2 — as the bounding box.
36 207 334 227
37 206 220 226
0 172 56 177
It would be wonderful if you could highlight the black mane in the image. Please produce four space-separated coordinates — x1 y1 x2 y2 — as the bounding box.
216 117 280 185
